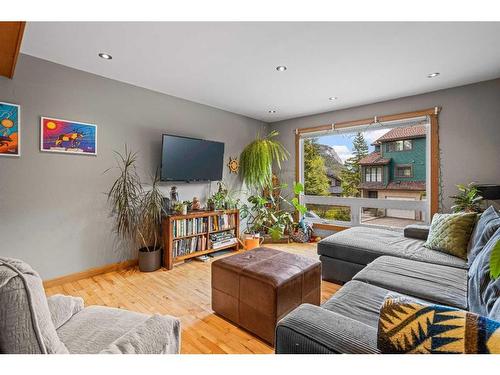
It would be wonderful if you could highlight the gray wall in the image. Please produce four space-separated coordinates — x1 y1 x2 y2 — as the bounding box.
0 55 265 279
271 78 500 212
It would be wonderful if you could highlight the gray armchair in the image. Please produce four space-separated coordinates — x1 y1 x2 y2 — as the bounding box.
0 257 180 354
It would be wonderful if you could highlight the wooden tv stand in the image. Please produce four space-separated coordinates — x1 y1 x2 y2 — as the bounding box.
162 209 240 270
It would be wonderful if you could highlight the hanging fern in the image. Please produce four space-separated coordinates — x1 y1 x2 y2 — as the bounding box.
239 130 289 189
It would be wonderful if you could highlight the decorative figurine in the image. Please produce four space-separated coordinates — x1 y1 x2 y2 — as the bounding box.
169 186 179 210
192 197 201 210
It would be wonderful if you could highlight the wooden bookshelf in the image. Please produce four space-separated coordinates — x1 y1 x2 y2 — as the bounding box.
162 209 240 270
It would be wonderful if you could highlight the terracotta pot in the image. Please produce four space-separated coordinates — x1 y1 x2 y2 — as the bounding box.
138 246 162 272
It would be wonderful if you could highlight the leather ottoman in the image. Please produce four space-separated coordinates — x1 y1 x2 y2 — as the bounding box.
211 247 321 346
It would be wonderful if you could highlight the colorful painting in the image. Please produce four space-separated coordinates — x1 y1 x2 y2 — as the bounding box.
0 102 20 157
40 117 97 155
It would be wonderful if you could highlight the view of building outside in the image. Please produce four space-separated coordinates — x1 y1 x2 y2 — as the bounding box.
303 124 427 227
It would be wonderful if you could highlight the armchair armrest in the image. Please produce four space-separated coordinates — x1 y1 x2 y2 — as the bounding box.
99 314 181 354
275 304 379 354
47 294 84 329
403 224 430 241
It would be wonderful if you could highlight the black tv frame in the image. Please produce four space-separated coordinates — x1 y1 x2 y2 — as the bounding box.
160 133 224 183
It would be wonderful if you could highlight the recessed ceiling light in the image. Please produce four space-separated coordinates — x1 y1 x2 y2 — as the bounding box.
427 72 440 78
329 97 338 101
268 110 276 114
276 66 287 72
98 53 113 60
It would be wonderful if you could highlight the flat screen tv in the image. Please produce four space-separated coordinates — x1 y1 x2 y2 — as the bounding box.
160 134 225 182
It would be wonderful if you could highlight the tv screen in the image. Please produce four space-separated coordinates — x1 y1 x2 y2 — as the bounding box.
160 134 225 182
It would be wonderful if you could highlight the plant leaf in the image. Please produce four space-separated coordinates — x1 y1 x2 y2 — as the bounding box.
490 239 500 280
293 182 304 195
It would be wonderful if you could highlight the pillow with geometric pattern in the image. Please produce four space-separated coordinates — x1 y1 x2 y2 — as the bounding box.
377 294 500 354
424 212 477 260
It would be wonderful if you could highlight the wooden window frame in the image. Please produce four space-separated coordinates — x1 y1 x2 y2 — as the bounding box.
295 107 441 231
364 166 382 183
395 164 413 178
386 139 412 152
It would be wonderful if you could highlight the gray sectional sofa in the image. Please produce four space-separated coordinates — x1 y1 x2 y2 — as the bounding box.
275 206 500 354
317 225 467 284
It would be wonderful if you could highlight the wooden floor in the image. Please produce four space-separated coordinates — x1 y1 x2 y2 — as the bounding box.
45 243 341 354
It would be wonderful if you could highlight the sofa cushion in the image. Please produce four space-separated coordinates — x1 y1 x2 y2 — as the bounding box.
56 306 152 354
321 280 431 329
468 206 500 265
318 226 467 269
353 256 468 309
0 257 68 354
403 224 430 241
322 281 388 328
378 294 500 354
468 227 500 320
424 212 477 260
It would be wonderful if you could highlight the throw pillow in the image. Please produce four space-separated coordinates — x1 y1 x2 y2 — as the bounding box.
377 294 500 354
424 212 477 259
468 227 500 319
467 206 500 265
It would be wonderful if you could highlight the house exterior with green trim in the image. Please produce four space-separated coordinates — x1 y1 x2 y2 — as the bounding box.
359 125 427 220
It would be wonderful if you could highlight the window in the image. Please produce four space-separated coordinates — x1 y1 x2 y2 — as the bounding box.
368 191 378 199
365 166 382 182
395 165 412 178
386 139 412 152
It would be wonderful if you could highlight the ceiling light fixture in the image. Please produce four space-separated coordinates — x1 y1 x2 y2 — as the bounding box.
268 110 276 114
276 66 287 72
98 53 113 60
329 97 338 101
427 72 440 78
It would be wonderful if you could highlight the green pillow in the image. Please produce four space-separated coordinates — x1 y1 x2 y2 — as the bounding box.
424 212 477 260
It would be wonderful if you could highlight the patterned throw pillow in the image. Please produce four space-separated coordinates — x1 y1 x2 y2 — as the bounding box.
377 294 500 354
424 212 477 260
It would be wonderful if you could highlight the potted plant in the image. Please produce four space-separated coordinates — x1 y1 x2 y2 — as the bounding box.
106 146 165 272
172 201 185 214
209 181 229 210
240 182 307 242
182 200 192 213
239 130 289 190
206 198 215 211
450 182 483 213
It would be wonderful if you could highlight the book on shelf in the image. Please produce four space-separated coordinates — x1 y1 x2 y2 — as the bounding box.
209 229 237 249
173 234 207 258
209 213 236 232
173 217 208 238
211 237 238 250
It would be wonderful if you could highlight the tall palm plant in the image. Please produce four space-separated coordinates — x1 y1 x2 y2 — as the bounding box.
106 146 165 272
239 130 289 190
106 146 142 242
138 171 164 251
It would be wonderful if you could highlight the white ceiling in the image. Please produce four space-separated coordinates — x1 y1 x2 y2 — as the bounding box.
21 22 500 123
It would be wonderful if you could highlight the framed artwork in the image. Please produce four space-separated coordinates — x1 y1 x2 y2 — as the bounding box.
40 117 97 155
0 101 21 157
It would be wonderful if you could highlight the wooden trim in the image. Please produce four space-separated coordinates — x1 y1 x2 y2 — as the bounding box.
43 259 138 288
296 108 440 135
295 107 442 221
313 223 349 232
429 113 440 216
0 22 26 79
294 132 301 221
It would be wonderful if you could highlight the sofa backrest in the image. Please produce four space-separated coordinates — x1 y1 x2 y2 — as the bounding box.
468 206 500 265
468 227 500 320
0 257 68 354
